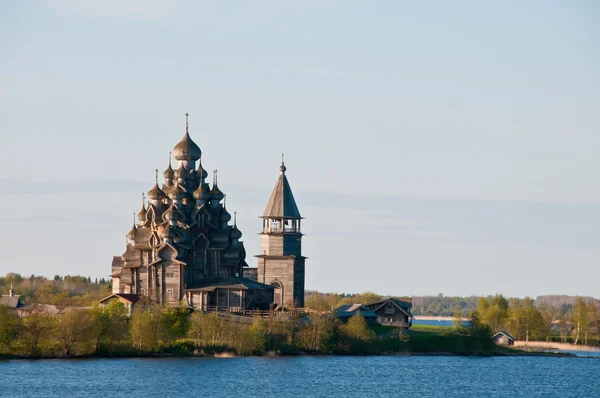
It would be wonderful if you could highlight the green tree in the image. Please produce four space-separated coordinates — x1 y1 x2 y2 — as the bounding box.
54 309 93 357
453 304 463 330
508 297 544 341
297 313 337 352
572 297 589 345
130 306 164 353
91 302 129 354
539 304 559 342
21 308 53 356
0 305 20 355
477 297 490 319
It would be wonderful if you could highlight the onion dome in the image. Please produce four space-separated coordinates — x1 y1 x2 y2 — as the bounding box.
174 165 185 179
172 113 201 161
137 205 147 223
137 193 147 223
197 161 209 180
220 206 231 224
163 205 180 223
224 244 240 261
168 184 186 200
193 181 209 201
210 184 224 201
163 153 175 180
148 184 166 201
127 224 137 240
230 224 242 240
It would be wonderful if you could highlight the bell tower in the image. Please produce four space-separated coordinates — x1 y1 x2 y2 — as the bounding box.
256 157 305 307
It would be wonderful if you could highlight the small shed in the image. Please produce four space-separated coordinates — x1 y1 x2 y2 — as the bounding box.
492 331 516 346
98 293 141 317
333 304 378 325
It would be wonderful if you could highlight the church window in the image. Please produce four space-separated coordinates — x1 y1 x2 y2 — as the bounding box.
167 289 173 298
166 272 175 278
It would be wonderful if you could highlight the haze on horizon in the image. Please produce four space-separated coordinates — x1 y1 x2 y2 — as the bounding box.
0 1 598 298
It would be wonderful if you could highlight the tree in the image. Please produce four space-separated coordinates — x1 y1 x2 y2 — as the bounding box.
297 313 337 352
339 312 375 353
453 304 463 330
572 297 589 345
460 311 493 353
54 309 93 357
539 304 559 342
0 305 19 354
588 302 599 345
130 306 162 353
507 297 544 341
477 297 490 319
91 302 129 354
21 307 53 356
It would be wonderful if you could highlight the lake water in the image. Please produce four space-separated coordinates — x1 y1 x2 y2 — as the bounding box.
1 356 599 398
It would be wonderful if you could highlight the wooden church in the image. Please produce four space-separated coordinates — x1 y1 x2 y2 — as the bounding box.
108 114 305 312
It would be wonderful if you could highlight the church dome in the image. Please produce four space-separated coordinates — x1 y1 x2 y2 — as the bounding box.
137 205 147 223
127 224 137 240
148 184 166 201
168 184 186 200
210 184 224 201
163 164 174 179
163 205 180 223
230 224 242 240
220 207 231 223
197 162 209 180
173 132 201 161
193 182 209 201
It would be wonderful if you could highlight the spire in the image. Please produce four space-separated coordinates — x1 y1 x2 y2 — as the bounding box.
263 158 301 219
185 112 189 134
155 169 159 184
280 153 287 175
234 211 237 226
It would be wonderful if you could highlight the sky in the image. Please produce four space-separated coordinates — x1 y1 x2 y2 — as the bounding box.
0 1 598 298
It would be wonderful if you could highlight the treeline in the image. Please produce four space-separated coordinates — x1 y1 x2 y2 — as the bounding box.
0 273 111 307
0 302 495 358
467 295 600 345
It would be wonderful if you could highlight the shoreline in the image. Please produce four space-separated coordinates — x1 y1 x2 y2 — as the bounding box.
0 350 579 361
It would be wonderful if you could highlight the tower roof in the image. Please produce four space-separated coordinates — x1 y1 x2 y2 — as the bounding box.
262 159 301 219
172 113 201 161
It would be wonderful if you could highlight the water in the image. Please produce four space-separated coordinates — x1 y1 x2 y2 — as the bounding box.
1 356 599 398
413 319 455 326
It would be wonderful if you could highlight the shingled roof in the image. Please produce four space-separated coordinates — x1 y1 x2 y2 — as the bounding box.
1 295 22 309
185 276 274 292
262 162 301 219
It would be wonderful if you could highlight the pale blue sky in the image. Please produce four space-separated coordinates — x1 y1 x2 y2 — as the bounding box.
1 1 599 297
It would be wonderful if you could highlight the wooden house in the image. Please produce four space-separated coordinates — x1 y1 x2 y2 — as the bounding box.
364 298 413 328
492 331 516 346
333 304 378 325
98 293 143 317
